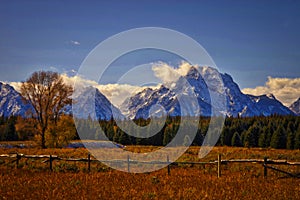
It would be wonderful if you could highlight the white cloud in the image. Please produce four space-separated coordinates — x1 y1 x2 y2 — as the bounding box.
8 61 196 107
62 61 194 106
70 40 80 45
7 81 22 92
152 61 195 83
60 73 97 89
97 84 148 107
63 61 194 107
60 74 147 107
9 62 300 109
8 73 149 108
242 77 300 106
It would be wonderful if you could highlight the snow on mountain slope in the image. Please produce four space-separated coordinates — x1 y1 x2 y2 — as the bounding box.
0 82 32 117
220 73 261 117
289 98 300 115
0 67 295 119
247 94 294 116
0 82 124 120
72 86 123 120
121 66 294 119
120 67 213 119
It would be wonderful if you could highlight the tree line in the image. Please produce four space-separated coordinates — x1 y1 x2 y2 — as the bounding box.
2 109 300 150
1 70 299 149
0 71 74 148
0 115 76 148
76 115 300 149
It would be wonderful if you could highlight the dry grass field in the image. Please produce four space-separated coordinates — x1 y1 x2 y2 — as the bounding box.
0 146 299 199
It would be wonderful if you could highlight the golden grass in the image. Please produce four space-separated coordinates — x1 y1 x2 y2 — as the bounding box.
0 146 299 199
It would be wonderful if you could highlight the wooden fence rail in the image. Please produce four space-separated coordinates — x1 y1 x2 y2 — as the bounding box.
0 153 299 177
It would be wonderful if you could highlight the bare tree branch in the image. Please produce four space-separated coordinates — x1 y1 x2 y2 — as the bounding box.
20 71 73 148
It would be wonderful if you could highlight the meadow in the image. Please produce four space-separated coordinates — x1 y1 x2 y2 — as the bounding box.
0 146 299 199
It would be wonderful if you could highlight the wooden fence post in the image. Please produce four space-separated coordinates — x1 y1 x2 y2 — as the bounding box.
16 153 20 169
127 155 130 173
49 155 53 171
88 154 91 172
264 157 268 178
167 155 170 175
217 154 221 178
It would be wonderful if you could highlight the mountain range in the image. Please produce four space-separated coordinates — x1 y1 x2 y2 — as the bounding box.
0 66 299 119
121 66 296 118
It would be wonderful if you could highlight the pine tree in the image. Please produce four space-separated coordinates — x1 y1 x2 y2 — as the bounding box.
286 121 295 150
183 135 191 146
286 131 295 150
266 121 275 146
220 127 231 146
231 132 242 147
163 128 172 146
270 126 286 149
258 133 267 148
3 116 17 141
193 130 204 146
118 131 132 145
294 129 300 149
243 124 260 148
0 115 4 125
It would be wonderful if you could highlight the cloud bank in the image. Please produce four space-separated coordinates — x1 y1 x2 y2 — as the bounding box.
8 62 208 108
61 74 147 107
8 81 22 92
152 61 195 83
9 63 300 108
67 61 195 106
242 77 300 106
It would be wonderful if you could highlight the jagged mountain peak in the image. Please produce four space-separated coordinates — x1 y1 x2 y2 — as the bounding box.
72 86 123 120
121 66 294 119
0 82 124 120
186 66 200 77
0 69 296 119
247 94 294 116
0 82 32 117
248 93 277 102
289 97 300 115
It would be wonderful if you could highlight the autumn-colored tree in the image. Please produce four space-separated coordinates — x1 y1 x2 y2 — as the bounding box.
45 115 76 148
15 117 39 141
20 71 73 148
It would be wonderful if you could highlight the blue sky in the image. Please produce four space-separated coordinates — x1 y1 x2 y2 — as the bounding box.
1 0 300 90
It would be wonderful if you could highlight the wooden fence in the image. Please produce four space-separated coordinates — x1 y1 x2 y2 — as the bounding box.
1 153 299 178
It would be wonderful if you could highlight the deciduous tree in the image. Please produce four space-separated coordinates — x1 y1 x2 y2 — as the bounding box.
20 71 73 148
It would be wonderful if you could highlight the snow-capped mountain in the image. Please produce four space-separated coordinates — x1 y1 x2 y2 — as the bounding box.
0 82 123 120
0 67 296 119
200 67 261 117
289 98 300 115
121 66 294 119
247 94 294 116
120 67 213 119
0 82 32 117
72 86 123 120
